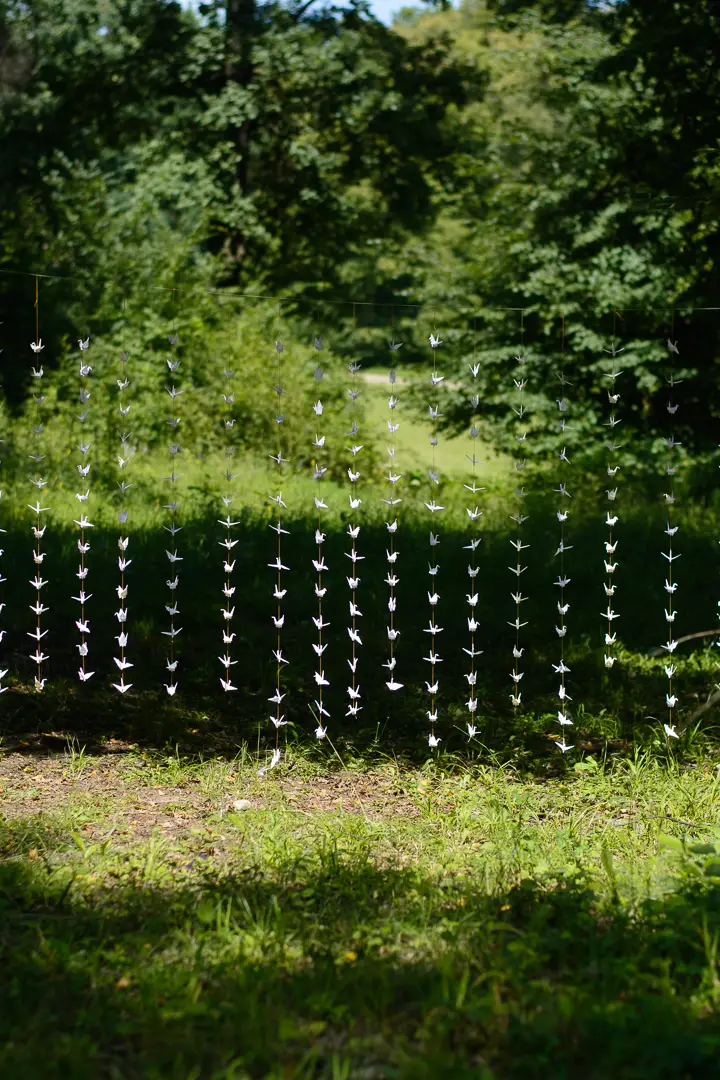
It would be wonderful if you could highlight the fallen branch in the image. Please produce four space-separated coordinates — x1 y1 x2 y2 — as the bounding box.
648 628 720 658
685 687 720 727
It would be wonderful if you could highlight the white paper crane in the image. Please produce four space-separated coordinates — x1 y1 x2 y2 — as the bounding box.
662 337 681 740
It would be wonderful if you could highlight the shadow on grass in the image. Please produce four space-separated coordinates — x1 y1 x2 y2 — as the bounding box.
0 498 718 764
1 825 720 1079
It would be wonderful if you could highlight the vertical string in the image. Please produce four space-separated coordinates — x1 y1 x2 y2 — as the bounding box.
112 297 133 694
384 315 403 693
219 331 239 694
464 317 484 737
553 313 574 753
262 319 288 775
74 326 94 682
346 305 364 719
602 311 624 673
29 276 50 691
163 294 182 695
311 334 330 740
662 314 681 740
425 317 444 748
509 311 529 710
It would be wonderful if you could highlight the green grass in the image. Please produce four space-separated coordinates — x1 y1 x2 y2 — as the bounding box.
2 747 720 1078
361 380 511 481
1 443 720 764
3 362 720 1075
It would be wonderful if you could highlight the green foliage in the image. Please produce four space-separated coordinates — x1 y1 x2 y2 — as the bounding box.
0 0 482 423
3 302 374 485
2 0 720 472
383 0 720 474
659 831 720 883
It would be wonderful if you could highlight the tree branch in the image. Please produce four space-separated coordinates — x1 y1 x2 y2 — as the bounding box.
291 0 320 22
648 628 720 658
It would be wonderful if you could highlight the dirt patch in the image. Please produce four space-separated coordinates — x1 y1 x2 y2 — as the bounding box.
0 751 216 839
0 751 421 840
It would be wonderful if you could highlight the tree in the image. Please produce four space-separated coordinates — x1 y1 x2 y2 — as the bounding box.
0 0 483 402
373 0 720 476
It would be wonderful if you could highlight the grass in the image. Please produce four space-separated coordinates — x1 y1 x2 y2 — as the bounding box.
0 475 718 765
3 365 720 1073
361 380 511 481
2 744 720 1078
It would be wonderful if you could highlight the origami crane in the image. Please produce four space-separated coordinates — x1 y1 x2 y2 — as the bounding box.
111 679 133 694
258 748 282 775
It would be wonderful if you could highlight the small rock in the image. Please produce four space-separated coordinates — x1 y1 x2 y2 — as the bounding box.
233 798 252 811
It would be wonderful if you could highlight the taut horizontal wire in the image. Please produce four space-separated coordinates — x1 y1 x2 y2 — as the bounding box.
0 266 525 311
3 265 720 315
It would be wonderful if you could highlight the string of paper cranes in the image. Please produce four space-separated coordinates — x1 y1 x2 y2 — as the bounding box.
9 317 690 763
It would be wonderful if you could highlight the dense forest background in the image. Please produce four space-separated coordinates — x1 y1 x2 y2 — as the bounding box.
1 0 720 472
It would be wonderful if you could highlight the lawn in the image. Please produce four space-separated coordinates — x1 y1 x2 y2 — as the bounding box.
3 375 720 1078
2 741 720 1078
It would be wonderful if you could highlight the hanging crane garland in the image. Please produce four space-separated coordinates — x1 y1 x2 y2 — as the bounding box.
28 287 50 692
263 338 290 775
219 357 240 693
602 330 624 675
553 326 574 754
662 337 682 741
465 332 484 737
162 331 183 696
73 336 94 683
345 347 364 719
425 331 445 748
384 339 404 694
508 341 530 711
311 340 331 740
112 347 133 695
0 315 701 755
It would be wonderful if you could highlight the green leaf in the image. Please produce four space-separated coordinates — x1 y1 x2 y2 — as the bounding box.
688 842 717 856
196 899 216 925
658 834 685 852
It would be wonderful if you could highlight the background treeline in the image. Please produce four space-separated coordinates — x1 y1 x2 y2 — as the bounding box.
1 0 720 476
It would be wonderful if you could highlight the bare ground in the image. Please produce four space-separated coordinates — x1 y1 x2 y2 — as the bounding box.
0 745 421 845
